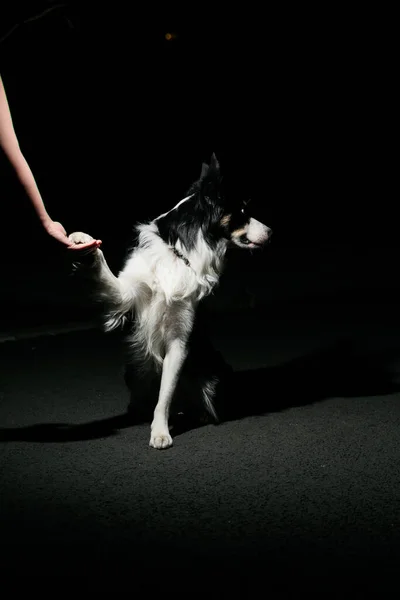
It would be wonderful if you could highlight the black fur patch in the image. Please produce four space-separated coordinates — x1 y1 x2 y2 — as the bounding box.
156 153 248 251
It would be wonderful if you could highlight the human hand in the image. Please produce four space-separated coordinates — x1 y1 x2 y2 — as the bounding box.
45 220 102 250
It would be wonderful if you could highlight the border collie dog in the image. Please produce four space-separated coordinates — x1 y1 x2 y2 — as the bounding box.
69 154 272 449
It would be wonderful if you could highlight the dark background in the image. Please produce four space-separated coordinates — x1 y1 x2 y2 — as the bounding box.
0 4 399 592
0 2 396 333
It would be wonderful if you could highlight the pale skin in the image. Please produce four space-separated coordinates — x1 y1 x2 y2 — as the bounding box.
0 74 101 251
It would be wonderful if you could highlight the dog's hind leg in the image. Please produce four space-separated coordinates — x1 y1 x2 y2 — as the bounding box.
125 362 159 423
149 339 188 449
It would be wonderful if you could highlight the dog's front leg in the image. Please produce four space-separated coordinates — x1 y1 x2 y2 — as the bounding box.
150 340 187 449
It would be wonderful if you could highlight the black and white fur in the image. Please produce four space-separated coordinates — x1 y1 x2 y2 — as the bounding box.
69 154 272 449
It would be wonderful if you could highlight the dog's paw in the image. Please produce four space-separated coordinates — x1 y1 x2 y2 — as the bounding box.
149 431 173 449
68 232 100 273
68 231 95 245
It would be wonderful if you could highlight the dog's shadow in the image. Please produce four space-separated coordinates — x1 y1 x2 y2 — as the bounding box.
171 340 400 436
228 341 400 417
0 340 399 444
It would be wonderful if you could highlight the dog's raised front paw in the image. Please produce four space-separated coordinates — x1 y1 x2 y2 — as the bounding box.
68 231 95 245
149 431 173 449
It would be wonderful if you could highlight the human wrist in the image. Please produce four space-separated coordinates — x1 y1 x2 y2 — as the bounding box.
40 215 53 231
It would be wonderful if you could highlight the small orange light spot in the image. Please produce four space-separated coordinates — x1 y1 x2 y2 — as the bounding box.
165 33 173 41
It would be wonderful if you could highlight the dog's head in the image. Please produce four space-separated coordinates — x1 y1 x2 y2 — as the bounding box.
195 154 272 249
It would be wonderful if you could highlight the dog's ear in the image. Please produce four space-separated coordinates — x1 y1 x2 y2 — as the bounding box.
200 162 209 180
210 153 220 171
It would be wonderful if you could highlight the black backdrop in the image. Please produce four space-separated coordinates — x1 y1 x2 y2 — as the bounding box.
0 2 397 326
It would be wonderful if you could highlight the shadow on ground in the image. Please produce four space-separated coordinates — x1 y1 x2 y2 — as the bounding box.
1 340 399 443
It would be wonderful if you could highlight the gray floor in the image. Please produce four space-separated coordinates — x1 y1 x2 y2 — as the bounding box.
1 304 400 593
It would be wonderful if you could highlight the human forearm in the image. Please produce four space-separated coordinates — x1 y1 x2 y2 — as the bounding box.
1 75 101 250
5 143 52 224
0 76 52 225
